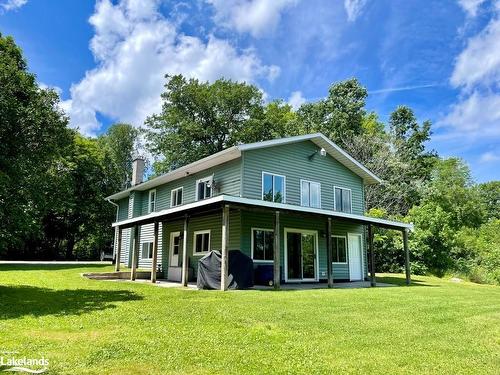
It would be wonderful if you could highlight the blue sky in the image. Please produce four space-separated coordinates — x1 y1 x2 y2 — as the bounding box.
1 0 499 182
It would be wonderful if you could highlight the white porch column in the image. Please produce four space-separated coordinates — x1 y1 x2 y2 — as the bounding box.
181 216 189 287
151 221 159 283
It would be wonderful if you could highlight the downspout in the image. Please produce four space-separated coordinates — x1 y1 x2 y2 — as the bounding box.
106 198 120 260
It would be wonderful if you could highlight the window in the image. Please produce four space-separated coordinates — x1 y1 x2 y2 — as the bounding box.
334 187 352 213
251 228 274 262
193 230 210 255
142 242 154 259
262 172 285 203
196 177 213 201
171 187 183 207
148 190 156 213
331 236 347 263
301 180 321 208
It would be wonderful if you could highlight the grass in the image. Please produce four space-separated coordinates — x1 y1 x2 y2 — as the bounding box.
0 265 499 374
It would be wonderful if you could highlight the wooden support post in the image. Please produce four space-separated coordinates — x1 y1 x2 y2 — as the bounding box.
368 224 376 287
221 205 229 291
115 226 122 272
403 228 411 286
273 211 281 290
326 218 333 288
131 225 139 281
151 221 159 283
181 216 189 287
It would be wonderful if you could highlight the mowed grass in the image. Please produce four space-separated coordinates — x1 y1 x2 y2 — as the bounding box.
0 265 499 374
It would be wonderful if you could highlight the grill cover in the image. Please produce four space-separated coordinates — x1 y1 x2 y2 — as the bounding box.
197 250 254 290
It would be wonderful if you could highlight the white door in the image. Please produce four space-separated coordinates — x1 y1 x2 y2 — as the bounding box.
348 234 363 281
170 232 181 267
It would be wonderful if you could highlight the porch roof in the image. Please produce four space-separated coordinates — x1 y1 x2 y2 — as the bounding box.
112 195 413 231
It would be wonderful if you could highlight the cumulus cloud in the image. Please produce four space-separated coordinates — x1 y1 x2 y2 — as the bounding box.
0 0 27 11
63 0 280 136
440 7 500 140
344 0 367 22
207 0 298 37
288 90 306 110
457 0 486 17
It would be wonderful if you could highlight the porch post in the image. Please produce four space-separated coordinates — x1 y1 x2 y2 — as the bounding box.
181 215 189 287
221 205 229 291
403 228 411 285
326 217 333 288
131 225 139 281
273 211 281 290
151 221 159 283
368 224 376 287
115 226 122 272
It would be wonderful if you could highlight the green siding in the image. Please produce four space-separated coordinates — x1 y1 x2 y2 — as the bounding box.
137 159 241 217
240 210 367 281
242 140 365 215
117 198 129 221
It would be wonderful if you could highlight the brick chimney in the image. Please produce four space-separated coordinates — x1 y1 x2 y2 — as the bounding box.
131 157 145 186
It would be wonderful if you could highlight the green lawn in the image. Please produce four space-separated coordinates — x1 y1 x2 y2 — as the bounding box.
0 265 499 374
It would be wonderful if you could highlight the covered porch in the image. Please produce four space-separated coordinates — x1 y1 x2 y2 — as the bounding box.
112 195 413 290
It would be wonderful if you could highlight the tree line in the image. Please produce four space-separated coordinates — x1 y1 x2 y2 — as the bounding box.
1 34 498 284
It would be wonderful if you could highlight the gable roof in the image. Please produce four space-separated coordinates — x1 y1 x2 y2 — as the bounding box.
106 133 381 200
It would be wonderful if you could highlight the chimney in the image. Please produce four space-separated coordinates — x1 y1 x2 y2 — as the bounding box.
131 158 145 186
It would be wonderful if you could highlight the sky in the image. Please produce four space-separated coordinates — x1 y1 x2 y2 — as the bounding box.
1 0 499 182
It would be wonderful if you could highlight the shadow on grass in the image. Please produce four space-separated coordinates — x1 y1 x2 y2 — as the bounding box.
376 275 437 287
0 285 142 320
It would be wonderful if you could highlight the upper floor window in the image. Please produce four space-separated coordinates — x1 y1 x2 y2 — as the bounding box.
148 189 156 213
301 180 321 208
171 187 183 207
331 236 347 263
193 230 211 255
334 187 352 213
196 176 213 201
252 228 274 262
142 242 154 259
262 172 285 203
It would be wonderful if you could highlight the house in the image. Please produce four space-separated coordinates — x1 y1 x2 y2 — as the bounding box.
105 133 412 290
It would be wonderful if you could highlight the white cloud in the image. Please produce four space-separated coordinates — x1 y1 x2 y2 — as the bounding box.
457 0 486 17
63 0 280 136
451 16 500 90
480 151 500 162
0 0 27 11
439 91 500 137
440 7 500 141
344 0 367 22
288 90 306 110
207 0 298 37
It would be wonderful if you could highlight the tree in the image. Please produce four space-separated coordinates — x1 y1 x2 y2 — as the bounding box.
0 33 72 256
475 181 500 220
297 78 367 147
98 123 138 189
144 75 266 174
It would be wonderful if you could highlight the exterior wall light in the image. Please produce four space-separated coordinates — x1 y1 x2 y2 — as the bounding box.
308 147 327 160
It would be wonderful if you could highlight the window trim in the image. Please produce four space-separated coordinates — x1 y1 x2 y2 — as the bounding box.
251 227 275 263
170 187 183 207
193 229 211 255
261 171 287 203
333 186 353 213
300 179 321 208
331 235 348 264
195 176 214 201
148 189 156 213
141 241 154 259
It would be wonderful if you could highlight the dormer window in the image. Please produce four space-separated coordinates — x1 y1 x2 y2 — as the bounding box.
196 176 213 201
148 189 156 213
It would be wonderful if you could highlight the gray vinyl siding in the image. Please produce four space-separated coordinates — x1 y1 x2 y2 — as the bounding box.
137 223 163 269
137 159 241 216
240 210 367 281
241 140 365 215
